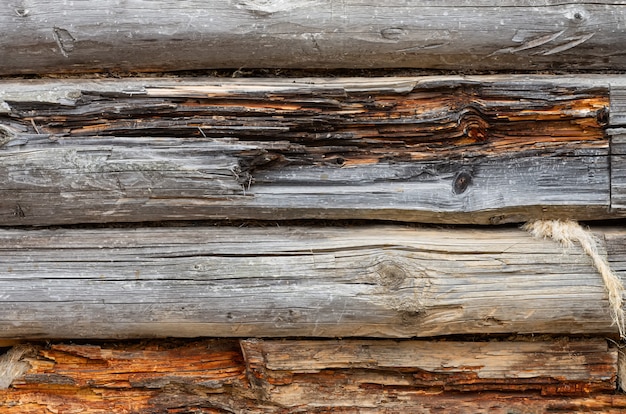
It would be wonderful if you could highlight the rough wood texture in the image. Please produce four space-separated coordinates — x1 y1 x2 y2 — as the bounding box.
240 338 617 397
0 225 622 339
0 76 618 225
1 1 626 73
0 338 620 413
610 84 626 126
1 340 257 413
609 128 626 211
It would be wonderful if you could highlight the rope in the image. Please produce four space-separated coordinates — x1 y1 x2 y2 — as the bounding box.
0 345 32 389
523 220 625 339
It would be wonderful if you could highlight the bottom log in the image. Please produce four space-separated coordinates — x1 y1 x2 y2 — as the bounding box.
0 338 621 413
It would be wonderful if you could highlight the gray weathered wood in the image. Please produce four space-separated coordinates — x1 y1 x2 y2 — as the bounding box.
609 128 626 210
1 1 626 73
610 85 626 126
0 76 619 225
606 83 626 212
0 225 622 339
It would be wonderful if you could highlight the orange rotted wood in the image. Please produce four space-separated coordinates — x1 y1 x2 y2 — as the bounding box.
0 338 623 413
0 340 256 413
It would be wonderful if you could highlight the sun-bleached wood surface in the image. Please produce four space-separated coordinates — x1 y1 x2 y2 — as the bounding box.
0 224 622 339
1 1 626 74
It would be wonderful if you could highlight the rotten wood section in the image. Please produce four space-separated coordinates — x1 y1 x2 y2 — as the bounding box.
240 338 617 397
1 1 626 74
609 128 626 211
0 75 620 226
0 338 620 413
0 340 256 413
0 224 622 339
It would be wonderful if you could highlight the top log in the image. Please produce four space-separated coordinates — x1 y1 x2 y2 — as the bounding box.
1 1 626 74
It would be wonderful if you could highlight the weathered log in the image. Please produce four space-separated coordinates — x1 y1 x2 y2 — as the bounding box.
0 340 257 413
1 75 623 225
5 391 626 414
1 1 626 74
0 338 621 413
240 338 617 397
0 225 622 339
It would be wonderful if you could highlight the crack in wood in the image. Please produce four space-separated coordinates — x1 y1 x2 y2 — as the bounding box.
0 77 616 225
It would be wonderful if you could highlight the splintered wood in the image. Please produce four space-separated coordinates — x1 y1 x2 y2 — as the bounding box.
0 338 621 413
0 76 618 225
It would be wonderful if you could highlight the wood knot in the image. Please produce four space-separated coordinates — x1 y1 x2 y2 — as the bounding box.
375 260 408 289
381 27 406 41
0 124 16 148
14 8 29 17
567 8 588 24
459 111 489 144
453 170 472 195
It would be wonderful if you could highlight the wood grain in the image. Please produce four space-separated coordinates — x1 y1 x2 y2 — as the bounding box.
240 338 617 397
609 128 626 211
1 1 626 73
0 338 620 413
0 225 622 339
1 340 256 413
0 76 618 225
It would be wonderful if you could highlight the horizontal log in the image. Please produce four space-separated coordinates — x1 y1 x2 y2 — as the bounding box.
240 338 617 396
1 340 255 413
0 338 620 413
4 391 626 414
1 1 626 73
1 75 624 225
0 225 623 339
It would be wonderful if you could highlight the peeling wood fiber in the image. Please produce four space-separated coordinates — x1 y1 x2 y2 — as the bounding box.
1 1 626 73
0 75 621 225
0 338 620 413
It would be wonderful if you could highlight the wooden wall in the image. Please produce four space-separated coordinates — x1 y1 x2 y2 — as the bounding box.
1 0 626 412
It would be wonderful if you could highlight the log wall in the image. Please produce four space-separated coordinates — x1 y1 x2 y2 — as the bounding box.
2 1 626 409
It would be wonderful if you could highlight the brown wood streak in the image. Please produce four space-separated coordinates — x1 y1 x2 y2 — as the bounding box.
0 77 613 225
0 338 622 413
2 340 255 413
240 339 617 398
16 85 608 164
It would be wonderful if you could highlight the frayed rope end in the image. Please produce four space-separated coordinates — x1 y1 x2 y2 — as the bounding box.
0 345 33 389
523 220 626 340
